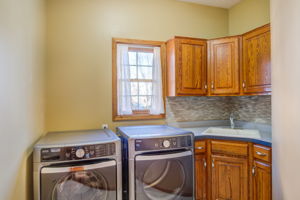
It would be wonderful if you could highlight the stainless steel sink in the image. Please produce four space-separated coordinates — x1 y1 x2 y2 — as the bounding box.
202 127 261 139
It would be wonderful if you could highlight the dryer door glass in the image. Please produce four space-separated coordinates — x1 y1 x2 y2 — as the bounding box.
135 151 193 200
41 160 117 200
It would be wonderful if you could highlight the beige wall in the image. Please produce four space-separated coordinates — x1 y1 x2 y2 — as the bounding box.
272 0 300 199
0 0 45 199
45 0 229 132
229 0 270 35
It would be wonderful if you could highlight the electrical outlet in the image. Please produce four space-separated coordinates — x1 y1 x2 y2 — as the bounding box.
102 124 109 129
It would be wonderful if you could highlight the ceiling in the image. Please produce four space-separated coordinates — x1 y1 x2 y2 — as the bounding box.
178 0 242 8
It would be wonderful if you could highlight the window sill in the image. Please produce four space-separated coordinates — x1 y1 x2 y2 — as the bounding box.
113 114 165 121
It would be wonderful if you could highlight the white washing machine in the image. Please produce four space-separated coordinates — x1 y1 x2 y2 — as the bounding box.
33 129 122 200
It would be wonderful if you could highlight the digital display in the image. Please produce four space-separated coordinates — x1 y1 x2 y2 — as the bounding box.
50 148 61 153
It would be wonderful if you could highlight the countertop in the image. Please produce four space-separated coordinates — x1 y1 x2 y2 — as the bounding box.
168 120 272 147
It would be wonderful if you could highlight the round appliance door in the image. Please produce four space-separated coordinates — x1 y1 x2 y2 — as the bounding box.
40 160 117 200
135 150 194 200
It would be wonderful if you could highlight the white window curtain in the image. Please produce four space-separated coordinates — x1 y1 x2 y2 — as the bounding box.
117 44 132 115
117 44 164 115
150 47 164 115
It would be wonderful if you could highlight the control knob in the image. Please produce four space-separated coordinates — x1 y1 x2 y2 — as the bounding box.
75 148 85 158
163 140 171 148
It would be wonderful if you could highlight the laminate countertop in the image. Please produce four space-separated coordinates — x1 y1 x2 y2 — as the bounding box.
168 120 272 147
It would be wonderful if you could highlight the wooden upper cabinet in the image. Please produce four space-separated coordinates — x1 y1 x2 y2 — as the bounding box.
212 155 249 200
166 24 271 97
208 37 240 95
167 37 207 96
242 24 271 94
253 161 272 200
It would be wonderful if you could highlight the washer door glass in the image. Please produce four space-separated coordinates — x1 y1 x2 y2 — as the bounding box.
53 170 108 200
135 151 193 200
41 160 117 200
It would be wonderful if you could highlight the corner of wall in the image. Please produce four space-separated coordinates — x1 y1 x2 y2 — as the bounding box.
228 0 270 35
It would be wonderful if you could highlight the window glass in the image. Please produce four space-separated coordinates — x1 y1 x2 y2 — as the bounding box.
138 67 152 80
138 52 153 66
138 96 150 110
128 52 137 65
130 66 137 79
131 96 139 110
139 82 152 95
130 82 138 96
128 48 154 111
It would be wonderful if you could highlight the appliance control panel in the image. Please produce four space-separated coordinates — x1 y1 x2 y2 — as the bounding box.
135 135 192 151
41 143 115 162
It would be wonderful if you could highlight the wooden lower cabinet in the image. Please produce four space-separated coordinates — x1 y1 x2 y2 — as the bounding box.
253 161 272 200
211 155 249 200
194 140 272 200
195 154 207 200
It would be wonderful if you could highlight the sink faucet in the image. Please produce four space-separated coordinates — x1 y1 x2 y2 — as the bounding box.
230 113 235 129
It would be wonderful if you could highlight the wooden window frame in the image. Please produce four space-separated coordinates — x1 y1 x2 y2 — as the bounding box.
112 38 166 121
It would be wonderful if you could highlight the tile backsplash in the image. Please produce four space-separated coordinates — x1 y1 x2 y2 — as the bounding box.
166 96 271 124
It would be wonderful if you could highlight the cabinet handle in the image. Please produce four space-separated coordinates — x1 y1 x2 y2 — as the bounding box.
256 151 267 156
204 84 208 89
211 81 214 89
212 159 215 168
196 146 204 150
242 81 246 88
252 166 256 176
203 158 207 168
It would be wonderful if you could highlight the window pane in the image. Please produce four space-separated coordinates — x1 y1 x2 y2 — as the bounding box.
139 96 149 110
128 52 136 65
131 96 138 110
131 82 138 96
147 96 152 108
138 67 152 80
139 82 152 95
130 66 137 79
138 52 153 66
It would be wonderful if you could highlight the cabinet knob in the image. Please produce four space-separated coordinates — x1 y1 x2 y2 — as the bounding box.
196 146 204 150
203 158 207 168
242 81 246 88
212 159 215 168
211 81 214 89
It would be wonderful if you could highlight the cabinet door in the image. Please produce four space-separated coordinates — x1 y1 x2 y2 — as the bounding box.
253 161 272 200
211 155 248 200
209 37 240 95
176 39 207 95
242 24 271 94
195 154 207 200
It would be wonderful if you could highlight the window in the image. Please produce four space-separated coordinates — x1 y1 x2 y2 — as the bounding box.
112 38 166 121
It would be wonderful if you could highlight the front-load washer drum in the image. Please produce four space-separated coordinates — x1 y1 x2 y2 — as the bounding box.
40 160 117 200
142 159 186 199
53 170 108 200
135 151 193 200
